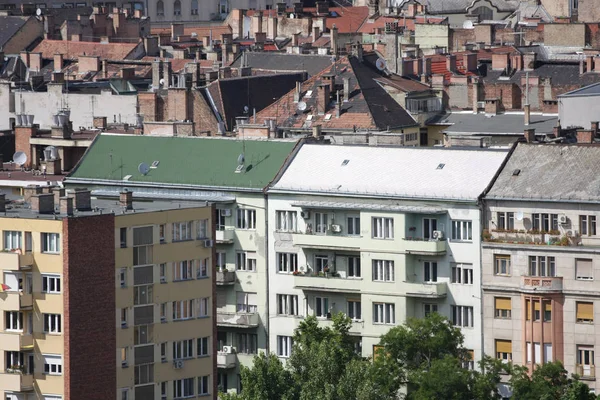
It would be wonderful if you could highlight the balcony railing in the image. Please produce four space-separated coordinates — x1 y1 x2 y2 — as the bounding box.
216 311 259 328
318 318 364 334
520 276 563 292
215 230 234 244
2 292 33 310
294 274 362 293
404 282 448 298
401 238 447 255
0 371 34 392
0 251 33 271
217 352 237 369
0 333 34 351
576 364 595 379
291 232 362 251
216 270 236 285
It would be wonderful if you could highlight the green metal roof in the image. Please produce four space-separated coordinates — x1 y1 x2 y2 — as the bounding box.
68 134 299 190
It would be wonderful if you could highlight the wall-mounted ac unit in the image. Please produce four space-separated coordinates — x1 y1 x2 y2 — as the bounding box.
121 321 127 328
330 224 342 233
173 360 184 369
222 209 232 217
160 277 166 283
566 229 578 237
203 239 214 248
121 361 128 367
301 211 311 219
432 230 444 240
222 346 235 354
559 215 568 224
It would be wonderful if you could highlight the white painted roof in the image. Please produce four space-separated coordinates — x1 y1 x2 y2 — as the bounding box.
271 145 508 201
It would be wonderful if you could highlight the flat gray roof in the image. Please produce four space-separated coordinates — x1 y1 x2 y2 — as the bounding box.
559 82 600 98
440 112 558 136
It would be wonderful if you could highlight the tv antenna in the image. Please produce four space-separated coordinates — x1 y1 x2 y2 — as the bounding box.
138 162 150 176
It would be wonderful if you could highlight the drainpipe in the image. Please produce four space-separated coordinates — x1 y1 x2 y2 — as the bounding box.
264 193 270 355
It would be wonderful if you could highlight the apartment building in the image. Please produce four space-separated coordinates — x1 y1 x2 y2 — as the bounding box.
482 143 600 393
266 144 508 363
64 133 301 394
0 187 216 400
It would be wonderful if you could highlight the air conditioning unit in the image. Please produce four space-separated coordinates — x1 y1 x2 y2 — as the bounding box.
222 209 232 217
330 224 342 233
298 265 307 273
559 214 568 224
477 101 485 109
121 361 128 367
203 239 214 248
160 277 166 283
301 211 311 219
432 230 444 240
173 360 184 369
160 316 166 323
222 346 235 354
566 229 578 237
121 321 127 328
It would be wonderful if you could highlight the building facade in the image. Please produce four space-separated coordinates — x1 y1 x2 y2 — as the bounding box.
0 188 216 400
482 143 600 393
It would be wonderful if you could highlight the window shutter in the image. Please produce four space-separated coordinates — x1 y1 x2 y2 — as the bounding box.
526 300 531 320
577 302 594 321
534 300 541 311
496 340 512 354
576 259 593 279
495 297 512 311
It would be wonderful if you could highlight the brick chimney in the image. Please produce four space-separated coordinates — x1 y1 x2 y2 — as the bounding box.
446 54 456 73
253 10 263 35
59 196 73 216
52 187 65 204
120 189 133 210
31 193 54 214
255 32 266 43
463 52 477 72
577 129 594 144
54 53 64 71
491 52 510 71
292 32 300 46
331 24 338 55
484 98 500 115
29 52 42 72
312 124 322 138
524 104 530 126
20 51 30 68
312 26 320 43
171 23 184 39
317 82 330 115
267 15 278 40
73 188 92 211
293 81 302 102
522 52 536 71
524 128 536 143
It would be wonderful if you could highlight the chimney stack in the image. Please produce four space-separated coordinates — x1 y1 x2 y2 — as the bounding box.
31 193 54 214
312 124 322 138
253 10 263 35
52 187 65 204
524 128 536 143
317 82 330 115
522 52 536 71
524 104 530 126
294 81 302 102
120 189 133 210
54 53 64 71
587 55 593 74
576 129 594 144
446 54 456 73
343 76 350 102
73 188 92 211
312 26 320 43
60 196 73 216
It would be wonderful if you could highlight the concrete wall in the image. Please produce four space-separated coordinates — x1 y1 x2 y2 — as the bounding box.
540 0 570 19
578 0 600 23
415 24 449 50
559 94 600 130
543 24 586 47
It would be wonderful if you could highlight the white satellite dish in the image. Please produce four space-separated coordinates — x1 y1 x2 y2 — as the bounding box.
463 20 474 29
243 105 249 114
289 13 295 19
36 7 42 16
375 58 387 71
138 162 150 175
13 152 27 166
159 78 165 86
237 153 245 165
297 101 307 111
516 211 524 221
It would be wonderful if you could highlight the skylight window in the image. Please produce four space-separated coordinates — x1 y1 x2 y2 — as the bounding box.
304 90 313 98
341 159 350 166
436 163 445 170
324 114 332 120
512 169 521 176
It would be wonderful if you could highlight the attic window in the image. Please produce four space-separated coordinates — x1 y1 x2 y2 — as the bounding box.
512 169 521 176
341 159 350 166
324 114 332 121
304 90 313 98
436 163 445 170
307 115 313 121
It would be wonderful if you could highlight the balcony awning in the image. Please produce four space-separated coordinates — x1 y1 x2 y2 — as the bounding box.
21 345 34 350
291 200 446 214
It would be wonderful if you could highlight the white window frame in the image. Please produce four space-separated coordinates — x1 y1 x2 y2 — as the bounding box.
173 300 193 320
451 263 474 284
277 294 299 316
424 261 437 283
372 260 394 282
197 337 209 357
236 251 256 272
576 258 594 281
347 215 361 236
277 252 298 274
347 256 361 278
277 335 293 358
42 274 61 294
373 302 395 324
451 220 472 241
119 268 127 288
236 208 256 230
314 254 329 273
197 297 209 317
496 211 514 230
197 258 208 279
236 292 257 314
173 377 195 398
216 252 227 270
216 209 227 231
42 233 60 253
236 332 258 354
43 354 62 375
494 255 511 276
452 305 474 327
276 210 297 232
160 342 167 362
5 311 23 331
198 375 210 395
315 296 329 318
314 212 329 234
197 219 208 239
43 313 62 334
372 217 394 239
173 260 194 281
347 300 361 321
172 221 193 241
173 339 194 360
423 218 438 240
577 346 595 377
424 303 438 317
3 230 22 250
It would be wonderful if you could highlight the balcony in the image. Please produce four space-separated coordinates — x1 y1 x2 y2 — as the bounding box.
1 292 33 310
217 352 237 369
294 274 362 293
291 232 362 251
0 371 34 392
520 276 563 293
404 282 448 298
0 251 33 271
217 312 259 328
216 270 236 286
401 238 447 255
215 229 234 244
318 318 364 335
0 333 34 351
576 365 595 380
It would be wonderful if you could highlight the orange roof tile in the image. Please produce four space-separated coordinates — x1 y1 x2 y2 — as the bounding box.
150 25 231 38
33 39 140 60
358 15 446 34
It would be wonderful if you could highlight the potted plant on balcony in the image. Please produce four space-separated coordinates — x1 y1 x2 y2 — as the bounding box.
323 266 330 277
7 365 24 374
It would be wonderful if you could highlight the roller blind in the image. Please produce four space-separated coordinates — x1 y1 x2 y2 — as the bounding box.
544 301 552 312
526 300 531 320
496 340 512 354
576 259 593 279
495 297 511 310
534 300 541 311
577 302 594 321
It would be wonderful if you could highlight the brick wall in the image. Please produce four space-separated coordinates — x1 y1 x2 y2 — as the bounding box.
14 126 34 168
63 214 116 400
191 90 219 136
3 17 44 54
449 29 475 52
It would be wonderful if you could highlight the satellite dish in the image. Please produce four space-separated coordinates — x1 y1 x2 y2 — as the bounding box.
289 13 295 19
297 101 307 111
13 152 27 166
237 153 245 165
516 211 524 221
463 20 474 29
36 7 42 16
375 58 387 71
138 162 150 175
243 105 249 114
159 78 165 86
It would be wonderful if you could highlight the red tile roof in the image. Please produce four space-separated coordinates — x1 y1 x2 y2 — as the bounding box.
150 25 232 38
358 15 446 34
33 39 140 60
425 46 516 80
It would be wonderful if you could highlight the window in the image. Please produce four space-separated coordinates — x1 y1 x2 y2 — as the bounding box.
174 377 194 398
42 274 61 294
134 285 153 305
3 230 21 250
216 209 227 231
133 246 152 266
197 297 209 317
237 333 258 354
526 342 543 364
496 212 514 230
277 294 299 316
372 217 394 239
160 303 167 322
576 259 593 280
277 252 298 273
173 300 193 320
525 299 542 321
159 224 166 243
198 375 210 395
120 227 127 248
494 297 511 319
347 215 360 235
236 209 256 230
43 314 61 334
451 220 472 241
277 336 293 357
43 354 62 375
424 303 438 317
197 219 208 239
120 347 128 366
348 300 361 320
173 260 194 281
314 255 329 273
173 0 181 15
135 363 153 385
42 233 60 253
25 232 32 252
314 212 328 234
494 255 511 276
219 0 228 14
173 339 194 360
452 305 474 327
216 252 226 270
121 388 129 400
276 211 297 232
6 351 24 369
495 340 512 362
373 302 395 324
424 261 437 282
452 263 474 284
197 259 208 279
532 213 558 231
528 256 556 277
120 308 128 327
197 337 209 357
315 297 329 318
463 350 475 370
577 346 595 377
172 221 192 241
236 292 257 313
161 342 167 362
372 260 394 282
580 215 597 236
134 325 153 345
544 343 553 363
544 301 552 322
119 268 127 287
348 256 361 278
5 311 23 331
576 302 594 323
191 0 198 14
236 252 256 271
156 0 164 15
423 218 437 239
